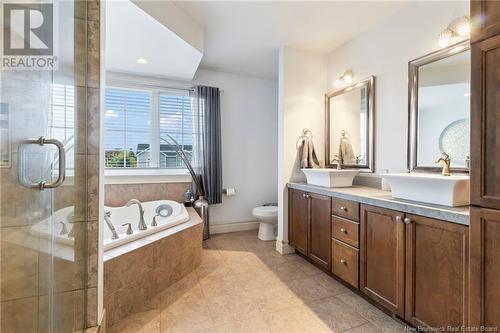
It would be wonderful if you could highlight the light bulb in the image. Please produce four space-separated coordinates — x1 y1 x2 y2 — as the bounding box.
343 70 353 84
438 29 453 48
136 58 147 64
457 22 470 36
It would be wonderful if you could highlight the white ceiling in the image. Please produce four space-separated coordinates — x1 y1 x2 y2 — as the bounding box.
173 1 408 79
105 0 203 80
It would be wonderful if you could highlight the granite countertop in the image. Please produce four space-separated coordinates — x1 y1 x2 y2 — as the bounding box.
288 182 469 225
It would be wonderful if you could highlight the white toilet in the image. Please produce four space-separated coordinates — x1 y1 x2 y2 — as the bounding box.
252 205 278 241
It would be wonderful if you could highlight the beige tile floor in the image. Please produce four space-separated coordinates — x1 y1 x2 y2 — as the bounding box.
108 230 407 333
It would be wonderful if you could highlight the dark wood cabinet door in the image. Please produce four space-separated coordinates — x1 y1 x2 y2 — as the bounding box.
288 188 309 255
360 205 405 317
405 215 469 328
308 193 331 269
471 35 500 209
469 207 500 328
471 0 500 43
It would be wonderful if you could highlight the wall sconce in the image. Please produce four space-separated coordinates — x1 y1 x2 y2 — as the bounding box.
438 16 470 48
334 70 354 88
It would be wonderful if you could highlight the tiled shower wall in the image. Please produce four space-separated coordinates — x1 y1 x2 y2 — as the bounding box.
82 0 101 328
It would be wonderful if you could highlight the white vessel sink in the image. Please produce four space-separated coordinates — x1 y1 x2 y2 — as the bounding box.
383 173 470 207
301 168 359 188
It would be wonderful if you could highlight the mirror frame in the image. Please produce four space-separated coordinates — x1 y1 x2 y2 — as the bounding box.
407 39 470 173
325 76 375 172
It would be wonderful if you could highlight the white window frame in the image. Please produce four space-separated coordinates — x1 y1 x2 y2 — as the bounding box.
104 84 193 184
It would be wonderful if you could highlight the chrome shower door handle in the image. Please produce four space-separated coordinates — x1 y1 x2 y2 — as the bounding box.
18 137 66 190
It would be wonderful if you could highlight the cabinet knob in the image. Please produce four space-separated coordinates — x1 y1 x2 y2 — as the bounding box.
404 218 411 225
302 193 306 198
340 228 347 234
395 216 402 222
340 259 347 264
340 206 347 212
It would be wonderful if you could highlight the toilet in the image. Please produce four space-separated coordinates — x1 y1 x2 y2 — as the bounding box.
252 205 278 241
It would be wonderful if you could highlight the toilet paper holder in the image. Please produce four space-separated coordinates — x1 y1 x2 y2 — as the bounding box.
222 188 236 196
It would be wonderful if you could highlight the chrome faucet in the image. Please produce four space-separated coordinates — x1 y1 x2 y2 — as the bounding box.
435 152 451 176
104 210 119 240
152 215 159 227
59 221 68 235
332 155 342 170
126 199 147 231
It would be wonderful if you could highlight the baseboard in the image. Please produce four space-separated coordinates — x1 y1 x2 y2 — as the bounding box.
275 238 295 254
209 220 260 235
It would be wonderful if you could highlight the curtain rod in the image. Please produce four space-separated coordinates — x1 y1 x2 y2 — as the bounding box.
106 76 224 93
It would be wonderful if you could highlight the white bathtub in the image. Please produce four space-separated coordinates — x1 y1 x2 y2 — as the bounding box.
104 200 190 251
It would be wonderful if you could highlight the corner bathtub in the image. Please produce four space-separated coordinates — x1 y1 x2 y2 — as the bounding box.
104 200 190 251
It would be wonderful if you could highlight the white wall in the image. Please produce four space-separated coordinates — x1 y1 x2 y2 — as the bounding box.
326 1 468 173
193 69 279 225
277 46 327 253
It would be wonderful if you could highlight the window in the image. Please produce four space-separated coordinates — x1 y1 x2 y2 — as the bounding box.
104 87 193 170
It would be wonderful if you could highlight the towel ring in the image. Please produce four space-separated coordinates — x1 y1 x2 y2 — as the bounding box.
340 130 351 141
296 128 313 148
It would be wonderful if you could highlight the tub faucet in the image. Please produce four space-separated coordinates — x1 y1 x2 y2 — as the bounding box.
104 210 119 240
126 199 147 231
152 215 159 227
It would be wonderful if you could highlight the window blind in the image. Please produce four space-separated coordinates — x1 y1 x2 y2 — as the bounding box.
159 93 193 168
49 83 75 170
104 88 152 168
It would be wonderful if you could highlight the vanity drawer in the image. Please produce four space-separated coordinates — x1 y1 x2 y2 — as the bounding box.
331 216 359 248
331 198 359 221
331 239 359 289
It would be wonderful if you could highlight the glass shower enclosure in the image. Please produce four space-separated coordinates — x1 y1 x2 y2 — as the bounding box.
1 0 89 331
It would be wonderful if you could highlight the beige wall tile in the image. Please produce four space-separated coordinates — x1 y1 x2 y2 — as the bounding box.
87 219 99 288
75 86 88 155
1 297 38 333
104 222 202 326
87 0 100 22
74 18 87 88
87 154 100 221
87 87 100 155
104 182 191 206
0 227 39 301
87 20 100 89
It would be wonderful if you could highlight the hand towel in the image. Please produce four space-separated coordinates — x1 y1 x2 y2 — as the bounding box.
300 137 321 168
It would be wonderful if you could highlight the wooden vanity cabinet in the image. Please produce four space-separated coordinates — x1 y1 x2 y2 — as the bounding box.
471 0 500 43
469 207 500 327
288 188 309 255
405 214 469 328
360 205 406 317
308 192 332 269
470 1 500 328
288 188 331 269
360 205 469 327
471 34 500 209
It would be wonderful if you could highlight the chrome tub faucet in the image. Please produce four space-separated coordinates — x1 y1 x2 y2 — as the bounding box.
126 199 147 231
104 210 119 240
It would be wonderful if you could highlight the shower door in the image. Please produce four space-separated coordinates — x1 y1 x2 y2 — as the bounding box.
1 0 88 332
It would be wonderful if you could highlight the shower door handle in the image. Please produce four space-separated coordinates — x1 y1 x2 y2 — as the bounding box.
18 137 66 190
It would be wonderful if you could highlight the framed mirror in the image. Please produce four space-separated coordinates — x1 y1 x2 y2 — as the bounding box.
325 76 375 172
408 40 470 173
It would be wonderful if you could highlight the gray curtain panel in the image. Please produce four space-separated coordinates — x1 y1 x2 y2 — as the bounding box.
191 85 223 205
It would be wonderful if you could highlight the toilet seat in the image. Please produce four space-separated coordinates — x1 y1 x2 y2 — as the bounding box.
252 206 278 217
